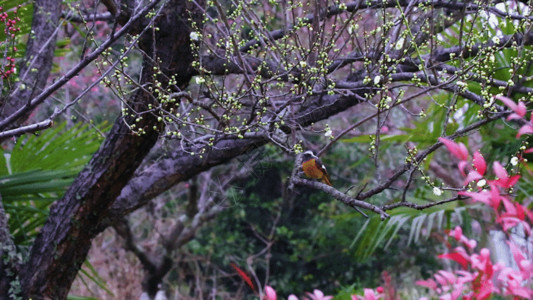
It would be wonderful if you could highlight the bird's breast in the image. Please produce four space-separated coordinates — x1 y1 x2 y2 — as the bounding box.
302 159 323 179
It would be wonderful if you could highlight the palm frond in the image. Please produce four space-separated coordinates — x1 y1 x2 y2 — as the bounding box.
349 201 485 260
0 122 106 245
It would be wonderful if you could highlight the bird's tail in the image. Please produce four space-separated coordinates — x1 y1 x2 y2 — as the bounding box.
322 176 332 186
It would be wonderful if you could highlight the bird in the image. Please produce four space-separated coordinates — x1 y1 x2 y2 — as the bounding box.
301 150 332 186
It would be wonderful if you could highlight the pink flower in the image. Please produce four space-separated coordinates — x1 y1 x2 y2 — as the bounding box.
288 295 299 300
304 289 333 300
353 288 382 300
264 286 277 300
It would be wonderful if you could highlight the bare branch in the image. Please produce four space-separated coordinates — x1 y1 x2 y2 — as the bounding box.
382 195 469 211
0 119 53 139
292 177 389 220
62 12 114 22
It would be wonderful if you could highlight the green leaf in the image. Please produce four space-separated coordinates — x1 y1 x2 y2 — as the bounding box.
350 198 486 260
1 122 107 245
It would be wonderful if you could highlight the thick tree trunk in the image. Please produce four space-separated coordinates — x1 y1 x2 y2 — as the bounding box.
20 99 159 298
18 1 203 298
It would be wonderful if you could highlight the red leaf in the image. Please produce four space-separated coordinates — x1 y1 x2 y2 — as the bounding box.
438 252 469 269
231 263 256 292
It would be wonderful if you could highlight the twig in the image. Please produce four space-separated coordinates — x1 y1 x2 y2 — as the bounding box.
382 195 468 211
292 177 389 220
357 112 506 200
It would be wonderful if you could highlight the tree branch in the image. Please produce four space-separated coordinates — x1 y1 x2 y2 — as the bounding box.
382 195 469 211
0 119 53 139
292 177 389 220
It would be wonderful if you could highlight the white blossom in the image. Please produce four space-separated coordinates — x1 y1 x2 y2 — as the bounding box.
189 31 200 41
194 76 205 84
433 187 443 196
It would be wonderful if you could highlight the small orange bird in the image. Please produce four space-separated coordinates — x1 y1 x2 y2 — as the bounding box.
301 150 332 186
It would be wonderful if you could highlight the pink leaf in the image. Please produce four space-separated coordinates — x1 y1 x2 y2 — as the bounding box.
458 190 492 206
489 183 502 211
449 226 463 241
473 151 486 175
305 289 333 300
524 147 533 153
497 216 530 234
516 101 527 117
519 260 533 278
501 197 516 215
493 162 508 182
439 252 469 269
465 238 477 250
439 137 469 161
437 270 457 285
416 279 437 290
507 175 520 187
458 161 469 177
515 202 525 220
507 242 526 272
471 248 493 276
517 124 533 138
508 287 533 299
492 162 519 188
476 281 494 300
362 289 377 300
464 170 483 185
507 113 523 120
496 95 525 118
